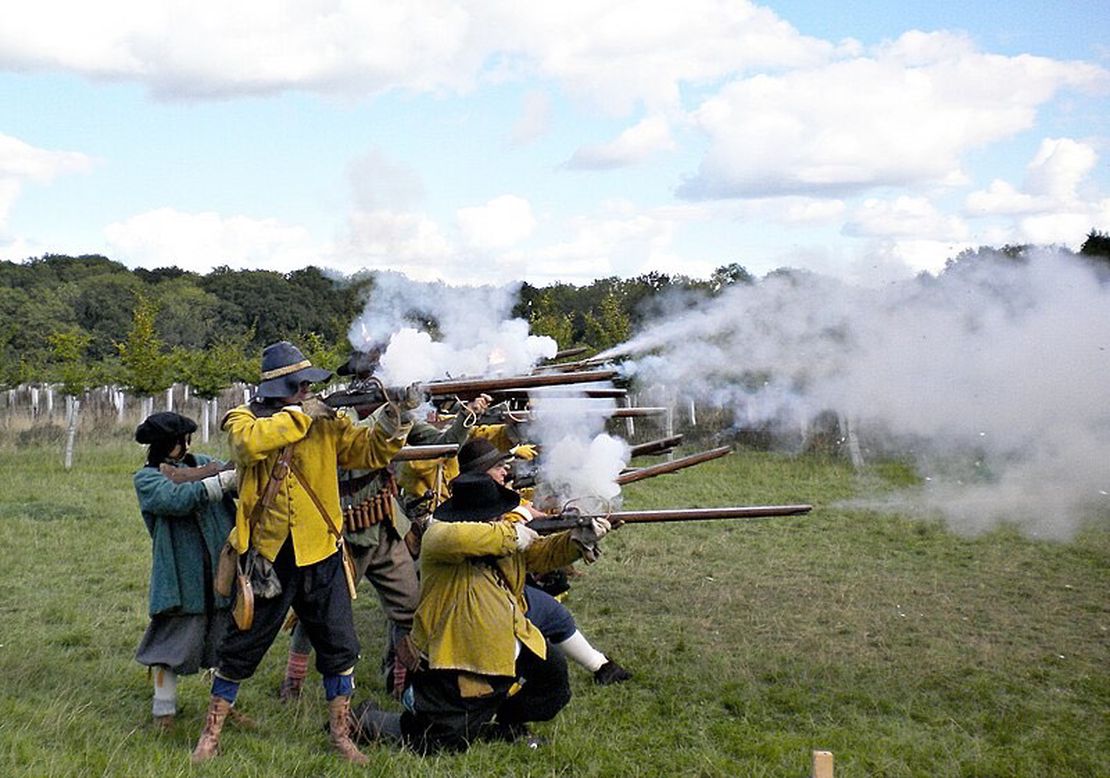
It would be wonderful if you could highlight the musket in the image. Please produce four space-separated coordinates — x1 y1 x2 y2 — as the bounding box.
616 446 730 485
528 504 813 534
391 444 459 462
493 387 628 400
324 369 619 409
467 404 669 426
628 434 684 458
547 346 589 361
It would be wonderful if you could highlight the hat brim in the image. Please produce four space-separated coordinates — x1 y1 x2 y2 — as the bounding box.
459 447 513 475
256 366 333 398
434 486 520 523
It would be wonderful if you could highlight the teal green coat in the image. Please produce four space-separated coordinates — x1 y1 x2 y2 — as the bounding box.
134 454 235 617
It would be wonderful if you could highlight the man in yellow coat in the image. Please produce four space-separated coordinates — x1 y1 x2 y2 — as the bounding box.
191 341 414 766
352 470 610 753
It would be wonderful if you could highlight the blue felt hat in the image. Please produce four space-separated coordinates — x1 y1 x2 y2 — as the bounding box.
256 341 333 399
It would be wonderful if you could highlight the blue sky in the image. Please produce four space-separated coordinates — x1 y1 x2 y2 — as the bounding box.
1 1 1106 285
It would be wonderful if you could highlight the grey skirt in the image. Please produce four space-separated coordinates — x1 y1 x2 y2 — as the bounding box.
135 609 230 675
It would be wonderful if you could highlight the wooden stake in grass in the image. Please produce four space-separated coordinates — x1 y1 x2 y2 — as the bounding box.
812 750 834 778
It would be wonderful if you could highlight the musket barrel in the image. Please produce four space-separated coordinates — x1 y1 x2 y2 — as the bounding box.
391 444 460 462
616 446 731 485
527 504 813 534
628 434 684 457
424 369 618 399
609 505 812 522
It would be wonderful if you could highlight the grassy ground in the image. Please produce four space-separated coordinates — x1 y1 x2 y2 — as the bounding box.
0 439 1106 777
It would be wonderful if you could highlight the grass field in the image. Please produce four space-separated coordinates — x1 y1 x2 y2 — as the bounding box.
0 437 1107 777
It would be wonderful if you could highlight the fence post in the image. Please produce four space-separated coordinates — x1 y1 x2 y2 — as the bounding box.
812 750 833 778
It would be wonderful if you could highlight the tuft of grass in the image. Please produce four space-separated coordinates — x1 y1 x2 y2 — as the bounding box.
0 441 1107 776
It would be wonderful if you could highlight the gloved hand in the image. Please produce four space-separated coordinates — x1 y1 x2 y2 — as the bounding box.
216 467 238 494
510 443 539 461
514 522 539 551
570 516 611 563
200 469 238 501
301 395 336 420
399 382 425 411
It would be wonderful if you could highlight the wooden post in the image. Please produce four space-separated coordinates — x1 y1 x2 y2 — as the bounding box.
812 750 833 778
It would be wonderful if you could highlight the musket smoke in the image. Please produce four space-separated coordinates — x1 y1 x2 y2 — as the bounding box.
610 249 1110 540
346 271 556 384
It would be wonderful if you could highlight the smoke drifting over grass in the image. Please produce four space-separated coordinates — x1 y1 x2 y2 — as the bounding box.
346 272 556 384
607 249 1110 539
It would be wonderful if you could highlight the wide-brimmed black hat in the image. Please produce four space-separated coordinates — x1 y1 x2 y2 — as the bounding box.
457 438 512 475
435 471 520 522
336 346 384 377
135 412 197 445
256 341 333 399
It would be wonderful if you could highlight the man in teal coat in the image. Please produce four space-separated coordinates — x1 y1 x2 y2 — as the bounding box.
133 411 237 731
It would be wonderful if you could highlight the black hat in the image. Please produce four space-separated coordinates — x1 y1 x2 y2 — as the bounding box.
256 341 333 399
135 412 197 445
336 347 384 377
457 438 512 475
434 471 520 522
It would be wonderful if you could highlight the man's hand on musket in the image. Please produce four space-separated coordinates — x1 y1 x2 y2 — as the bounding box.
570 516 611 563
465 392 493 418
301 395 337 420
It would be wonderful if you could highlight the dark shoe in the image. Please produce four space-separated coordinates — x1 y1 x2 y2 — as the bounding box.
594 659 632 685
350 699 403 745
492 722 546 749
153 714 174 733
278 675 303 702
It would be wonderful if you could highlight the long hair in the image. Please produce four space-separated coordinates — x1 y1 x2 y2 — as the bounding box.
145 436 196 468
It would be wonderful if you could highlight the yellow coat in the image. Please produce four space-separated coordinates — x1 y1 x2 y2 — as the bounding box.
394 423 518 511
412 518 582 677
224 404 409 567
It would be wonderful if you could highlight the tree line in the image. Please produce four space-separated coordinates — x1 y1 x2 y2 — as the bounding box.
3 231 1108 399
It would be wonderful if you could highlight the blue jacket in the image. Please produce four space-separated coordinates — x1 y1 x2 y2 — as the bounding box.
134 454 235 617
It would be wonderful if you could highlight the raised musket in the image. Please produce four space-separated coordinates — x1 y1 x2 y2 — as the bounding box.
528 504 813 534
628 434 684 458
324 368 619 409
424 368 618 400
616 446 731 485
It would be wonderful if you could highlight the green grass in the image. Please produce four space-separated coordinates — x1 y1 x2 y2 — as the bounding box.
0 441 1107 776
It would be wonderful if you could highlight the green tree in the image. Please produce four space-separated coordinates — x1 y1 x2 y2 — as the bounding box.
117 295 172 400
583 291 631 352
47 329 95 470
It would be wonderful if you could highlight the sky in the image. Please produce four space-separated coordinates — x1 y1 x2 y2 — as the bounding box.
1 0 1107 286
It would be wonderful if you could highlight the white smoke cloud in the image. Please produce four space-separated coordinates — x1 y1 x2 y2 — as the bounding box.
528 394 629 512
605 249 1110 539
346 272 556 385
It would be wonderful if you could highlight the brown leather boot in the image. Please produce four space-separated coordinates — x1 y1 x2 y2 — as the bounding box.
327 695 369 765
191 695 232 764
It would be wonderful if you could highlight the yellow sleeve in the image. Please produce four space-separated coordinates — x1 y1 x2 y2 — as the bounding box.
224 405 311 465
523 532 583 574
469 424 516 452
334 412 408 471
421 520 517 564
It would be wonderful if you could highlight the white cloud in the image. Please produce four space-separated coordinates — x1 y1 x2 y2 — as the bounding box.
510 90 551 146
844 196 968 240
340 208 455 281
680 31 1107 199
0 133 93 230
0 1 834 110
1024 137 1098 200
565 115 675 170
104 208 323 273
456 195 535 250
964 139 1109 248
